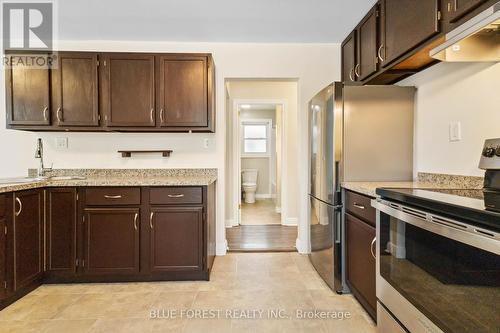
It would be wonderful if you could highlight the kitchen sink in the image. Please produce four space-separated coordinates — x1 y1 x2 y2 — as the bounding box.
0 177 46 185
49 176 87 181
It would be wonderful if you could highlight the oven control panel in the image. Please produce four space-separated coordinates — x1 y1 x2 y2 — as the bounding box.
479 138 500 170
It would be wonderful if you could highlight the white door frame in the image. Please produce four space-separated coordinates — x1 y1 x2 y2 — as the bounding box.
231 99 288 227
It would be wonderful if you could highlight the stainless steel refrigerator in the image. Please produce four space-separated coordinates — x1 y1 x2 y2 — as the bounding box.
308 83 415 293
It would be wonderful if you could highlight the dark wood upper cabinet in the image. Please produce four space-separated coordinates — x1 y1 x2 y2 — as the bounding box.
150 206 203 272
101 54 156 127
46 188 77 276
380 0 440 67
13 190 43 292
346 212 376 320
52 53 99 127
357 6 379 81
83 208 140 275
342 31 357 84
158 56 209 128
446 0 486 22
6 55 51 126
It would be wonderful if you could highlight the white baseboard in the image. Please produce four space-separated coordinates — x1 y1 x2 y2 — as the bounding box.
216 239 228 256
296 238 309 254
225 219 235 227
283 217 298 226
255 193 272 199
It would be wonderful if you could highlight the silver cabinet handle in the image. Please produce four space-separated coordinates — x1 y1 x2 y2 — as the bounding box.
353 203 365 210
104 195 122 199
15 197 22 216
167 194 185 198
56 107 63 123
160 109 165 124
134 213 139 231
150 108 155 123
149 212 154 229
370 237 376 259
354 64 360 77
377 45 385 62
43 107 49 121
349 67 355 82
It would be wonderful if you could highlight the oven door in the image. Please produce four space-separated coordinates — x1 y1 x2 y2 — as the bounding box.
373 199 500 333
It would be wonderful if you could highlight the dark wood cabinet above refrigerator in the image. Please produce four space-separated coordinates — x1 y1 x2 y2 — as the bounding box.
4 52 215 133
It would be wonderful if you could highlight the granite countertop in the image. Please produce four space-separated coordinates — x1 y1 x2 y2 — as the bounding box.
341 181 448 197
342 173 484 197
0 169 218 194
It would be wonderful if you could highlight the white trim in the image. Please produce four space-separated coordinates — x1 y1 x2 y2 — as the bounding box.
225 219 238 228
296 238 308 254
216 239 228 256
283 217 298 226
232 98 288 228
255 193 272 199
275 206 281 213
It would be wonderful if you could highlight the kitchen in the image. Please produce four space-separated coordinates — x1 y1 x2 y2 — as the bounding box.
0 0 499 332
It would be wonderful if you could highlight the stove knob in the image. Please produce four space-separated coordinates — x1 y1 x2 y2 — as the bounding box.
495 146 500 158
483 147 495 158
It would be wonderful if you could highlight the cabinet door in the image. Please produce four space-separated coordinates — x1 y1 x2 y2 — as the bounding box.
342 31 357 84
158 56 208 128
0 216 6 300
6 55 50 126
381 0 440 67
357 6 379 81
84 208 140 275
150 206 203 272
346 213 376 319
447 0 485 22
46 188 77 276
102 54 156 127
52 53 99 127
13 190 43 291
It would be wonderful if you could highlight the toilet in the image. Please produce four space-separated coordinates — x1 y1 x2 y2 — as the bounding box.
241 169 258 204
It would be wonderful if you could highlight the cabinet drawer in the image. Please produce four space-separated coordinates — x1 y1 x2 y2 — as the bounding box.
345 190 376 226
150 187 203 205
85 187 141 206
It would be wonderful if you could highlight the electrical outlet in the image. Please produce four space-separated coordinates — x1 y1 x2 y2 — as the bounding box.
55 137 68 149
449 122 462 142
203 138 210 149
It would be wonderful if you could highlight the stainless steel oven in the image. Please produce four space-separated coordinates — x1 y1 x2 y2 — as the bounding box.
372 199 500 333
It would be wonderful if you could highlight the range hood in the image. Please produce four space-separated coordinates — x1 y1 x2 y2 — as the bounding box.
430 1 500 62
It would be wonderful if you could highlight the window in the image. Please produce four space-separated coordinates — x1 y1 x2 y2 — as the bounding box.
241 120 271 156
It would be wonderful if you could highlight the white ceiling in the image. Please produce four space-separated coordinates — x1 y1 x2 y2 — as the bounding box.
57 0 377 43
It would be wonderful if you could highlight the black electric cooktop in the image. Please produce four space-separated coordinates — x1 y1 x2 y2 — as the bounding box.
376 187 500 232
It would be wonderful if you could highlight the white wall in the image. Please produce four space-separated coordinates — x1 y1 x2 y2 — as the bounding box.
399 62 500 177
0 41 340 255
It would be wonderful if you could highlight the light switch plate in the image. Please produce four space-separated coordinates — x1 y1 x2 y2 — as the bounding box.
449 122 462 142
55 137 68 149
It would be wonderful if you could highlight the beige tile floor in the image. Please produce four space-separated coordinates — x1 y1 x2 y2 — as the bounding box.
241 199 281 225
0 253 376 333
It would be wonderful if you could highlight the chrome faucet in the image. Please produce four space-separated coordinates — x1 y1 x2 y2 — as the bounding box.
34 138 52 177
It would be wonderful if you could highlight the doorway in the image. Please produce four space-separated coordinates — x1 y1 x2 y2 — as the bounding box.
225 80 298 252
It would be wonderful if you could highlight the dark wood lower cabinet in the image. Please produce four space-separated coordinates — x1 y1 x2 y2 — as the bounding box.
346 212 376 319
83 208 140 275
13 190 44 292
150 206 203 272
0 184 215 310
45 188 77 278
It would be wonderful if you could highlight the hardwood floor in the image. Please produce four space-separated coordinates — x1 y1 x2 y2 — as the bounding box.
226 225 297 252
